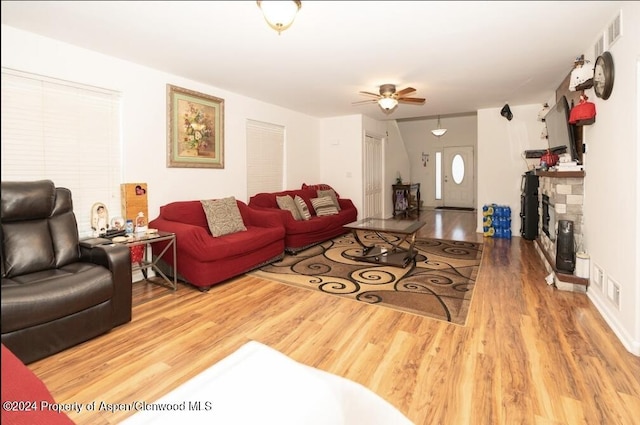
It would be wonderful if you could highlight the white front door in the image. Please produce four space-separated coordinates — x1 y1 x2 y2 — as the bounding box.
443 146 474 208
363 135 383 218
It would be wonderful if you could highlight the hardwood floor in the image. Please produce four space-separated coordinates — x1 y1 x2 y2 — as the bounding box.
29 209 640 424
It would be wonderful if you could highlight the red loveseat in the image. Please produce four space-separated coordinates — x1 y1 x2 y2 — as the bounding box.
248 186 358 253
148 200 285 290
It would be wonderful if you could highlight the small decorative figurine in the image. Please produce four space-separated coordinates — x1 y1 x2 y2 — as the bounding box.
91 202 109 237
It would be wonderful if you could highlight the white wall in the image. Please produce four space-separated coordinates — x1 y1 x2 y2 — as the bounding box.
397 114 479 209
1 25 322 220
318 114 365 217
579 2 639 355
316 114 392 219
383 120 410 218
637 56 640 351
397 108 550 237
477 104 550 233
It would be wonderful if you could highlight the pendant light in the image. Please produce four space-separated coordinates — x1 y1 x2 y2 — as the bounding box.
257 1 302 35
431 116 447 137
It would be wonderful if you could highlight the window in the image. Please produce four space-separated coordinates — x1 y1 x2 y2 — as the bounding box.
1 69 122 237
435 151 442 200
452 154 465 184
246 119 284 197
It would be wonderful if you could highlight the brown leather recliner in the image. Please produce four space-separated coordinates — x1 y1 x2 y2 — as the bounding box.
1 180 132 364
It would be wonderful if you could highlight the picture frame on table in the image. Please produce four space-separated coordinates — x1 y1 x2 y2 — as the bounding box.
166 84 224 169
110 216 125 231
91 202 109 237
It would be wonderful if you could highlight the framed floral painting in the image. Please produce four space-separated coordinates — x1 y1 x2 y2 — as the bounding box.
167 84 224 168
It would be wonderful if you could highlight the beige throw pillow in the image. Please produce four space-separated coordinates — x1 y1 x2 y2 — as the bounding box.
201 197 247 237
276 195 302 221
311 196 339 216
317 189 341 211
294 195 311 220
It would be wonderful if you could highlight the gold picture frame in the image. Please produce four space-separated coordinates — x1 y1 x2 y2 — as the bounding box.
167 84 224 168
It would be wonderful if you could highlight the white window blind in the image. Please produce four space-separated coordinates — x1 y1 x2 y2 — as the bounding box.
1 69 122 238
246 119 284 197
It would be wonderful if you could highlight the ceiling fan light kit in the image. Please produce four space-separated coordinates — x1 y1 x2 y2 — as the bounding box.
257 0 301 35
378 97 399 111
431 116 447 137
353 83 425 113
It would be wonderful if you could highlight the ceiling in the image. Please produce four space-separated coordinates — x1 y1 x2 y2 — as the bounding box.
0 1 623 121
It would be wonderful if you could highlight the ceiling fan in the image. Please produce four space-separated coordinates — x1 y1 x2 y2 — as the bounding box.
353 84 426 111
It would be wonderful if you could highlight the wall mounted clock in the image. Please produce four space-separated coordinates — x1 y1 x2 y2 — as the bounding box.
594 51 614 100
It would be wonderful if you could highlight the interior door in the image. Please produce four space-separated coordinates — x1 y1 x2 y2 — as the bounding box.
363 135 383 218
443 146 474 208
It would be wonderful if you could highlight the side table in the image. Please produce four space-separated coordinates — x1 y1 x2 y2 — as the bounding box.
116 231 177 290
392 183 421 218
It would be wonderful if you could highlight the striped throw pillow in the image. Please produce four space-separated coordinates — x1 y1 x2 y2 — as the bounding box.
317 189 341 211
294 195 311 220
311 196 339 216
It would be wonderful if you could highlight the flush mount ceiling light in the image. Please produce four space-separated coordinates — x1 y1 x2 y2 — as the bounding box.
431 116 447 137
257 1 302 35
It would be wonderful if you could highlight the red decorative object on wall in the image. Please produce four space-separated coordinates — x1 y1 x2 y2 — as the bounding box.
569 95 596 126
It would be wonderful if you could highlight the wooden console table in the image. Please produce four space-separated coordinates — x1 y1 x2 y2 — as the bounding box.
392 183 421 218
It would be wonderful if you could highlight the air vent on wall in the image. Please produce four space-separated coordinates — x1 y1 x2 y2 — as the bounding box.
594 35 604 58
607 11 622 48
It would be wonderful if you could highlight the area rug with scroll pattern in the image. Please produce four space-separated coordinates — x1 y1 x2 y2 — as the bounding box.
251 232 483 325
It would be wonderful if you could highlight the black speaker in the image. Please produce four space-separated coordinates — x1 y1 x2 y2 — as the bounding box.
556 220 575 273
500 104 513 121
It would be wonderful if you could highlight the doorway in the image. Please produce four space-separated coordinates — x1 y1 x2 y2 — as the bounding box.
442 146 475 209
363 135 383 218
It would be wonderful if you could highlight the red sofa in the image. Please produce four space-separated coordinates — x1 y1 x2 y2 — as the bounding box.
148 200 285 290
1 343 75 425
248 187 358 253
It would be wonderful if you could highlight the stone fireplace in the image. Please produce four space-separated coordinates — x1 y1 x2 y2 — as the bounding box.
534 170 588 292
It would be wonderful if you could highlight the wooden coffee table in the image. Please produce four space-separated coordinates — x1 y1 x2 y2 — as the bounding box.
343 218 425 267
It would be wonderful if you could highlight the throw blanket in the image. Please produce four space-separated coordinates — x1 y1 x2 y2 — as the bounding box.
122 341 413 424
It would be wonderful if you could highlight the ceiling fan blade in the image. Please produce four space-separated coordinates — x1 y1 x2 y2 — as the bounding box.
352 99 378 105
398 97 426 104
396 87 416 96
359 91 381 98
